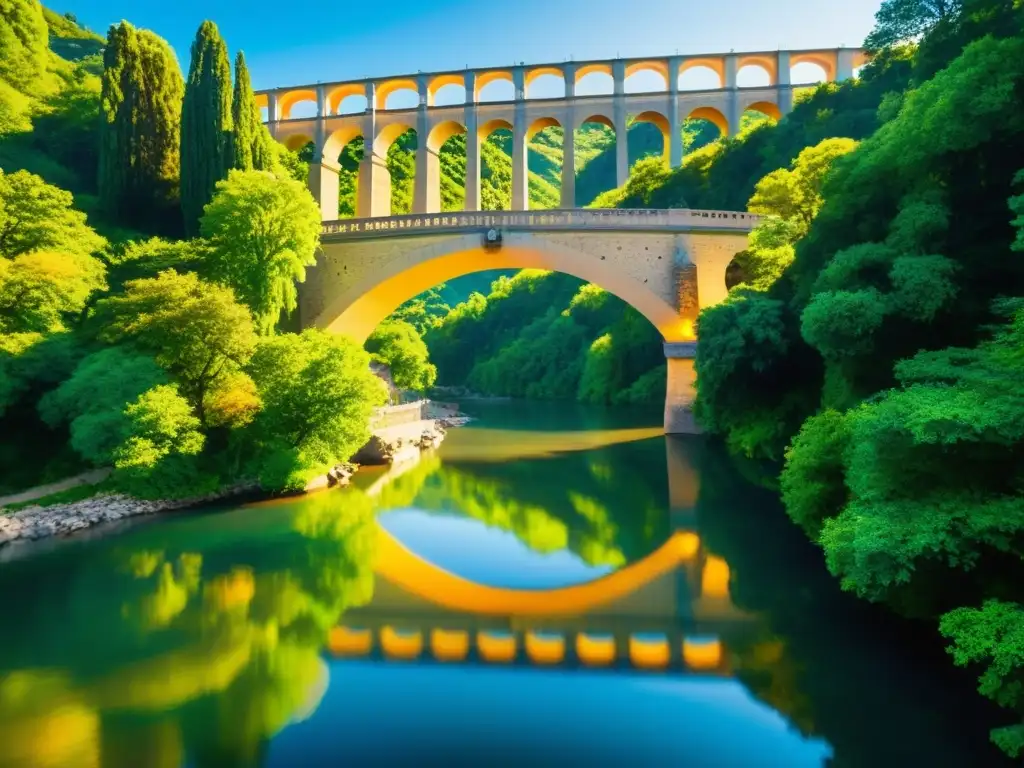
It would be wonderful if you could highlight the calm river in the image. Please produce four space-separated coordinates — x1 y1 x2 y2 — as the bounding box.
0 401 1009 767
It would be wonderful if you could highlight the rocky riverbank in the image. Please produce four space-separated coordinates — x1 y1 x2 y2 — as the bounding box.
352 420 449 465
0 482 259 548
0 402 475 549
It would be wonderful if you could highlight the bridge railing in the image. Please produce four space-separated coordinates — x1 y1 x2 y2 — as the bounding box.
321 208 762 240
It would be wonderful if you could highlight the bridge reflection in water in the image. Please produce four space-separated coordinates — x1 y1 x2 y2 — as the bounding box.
329 437 753 675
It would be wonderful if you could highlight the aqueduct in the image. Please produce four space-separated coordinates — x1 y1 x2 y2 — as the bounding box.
263 48 865 433
257 46 866 218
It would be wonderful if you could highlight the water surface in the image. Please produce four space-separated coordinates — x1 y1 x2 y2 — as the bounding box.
0 400 1008 767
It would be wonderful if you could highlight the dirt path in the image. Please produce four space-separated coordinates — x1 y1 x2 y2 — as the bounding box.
0 468 111 510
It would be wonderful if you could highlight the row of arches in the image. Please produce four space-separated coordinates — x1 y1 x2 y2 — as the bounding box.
290 102 780 165
286 103 780 217
269 60 846 120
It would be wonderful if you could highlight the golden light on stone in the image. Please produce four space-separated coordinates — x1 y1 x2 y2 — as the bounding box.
328 626 373 657
630 635 671 669
683 638 723 670
380 626 423 660
431 628 470 662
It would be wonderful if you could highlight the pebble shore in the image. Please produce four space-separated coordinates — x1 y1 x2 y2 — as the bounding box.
0 483 257 547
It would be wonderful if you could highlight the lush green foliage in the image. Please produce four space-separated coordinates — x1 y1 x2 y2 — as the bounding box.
200 169 321 334
0 0 50 95
0 10 401 500
0 249 106 333
424 271 664 404
864 0 963 50
91 269 257 425
684 0 1024 754
229 51 273 172
98 22 183 232
0 168 105 258
180 21 232 235
39 346 169 464
365 319 437 392
41 8 103 61
244 330 386 490
941 600 1024 757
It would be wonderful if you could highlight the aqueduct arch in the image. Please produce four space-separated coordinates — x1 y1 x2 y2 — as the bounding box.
309 236 686 344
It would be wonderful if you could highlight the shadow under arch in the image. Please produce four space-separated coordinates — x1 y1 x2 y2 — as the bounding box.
313 235 689 343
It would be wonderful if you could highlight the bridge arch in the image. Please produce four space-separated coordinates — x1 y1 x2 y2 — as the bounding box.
790 52 835 82
427 120 466 152
575 66 614 96
625 61 669 93
377 78 419 110
680 58 725 88
373 120 416 158
737 54 777 85
743 100 781 122
428 73 465 105
479 117 513 138
278 88 316 120
575 112 614 131
327 83 365 116
686 106 729 137
476 71 514 102
322 125 363 163
632 110 670 162
525 66 565 98
373 525 703 616
310 232 688 344
527 115 561 139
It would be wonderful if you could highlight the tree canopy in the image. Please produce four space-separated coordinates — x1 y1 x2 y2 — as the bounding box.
365 319 437 392
244 330 386 489
864 0 963 51
180 20 232 235
0 0 50 95
229 51 272 173
200 169 322 335
92 270 257 424
0 169 106 258
99 22 184 231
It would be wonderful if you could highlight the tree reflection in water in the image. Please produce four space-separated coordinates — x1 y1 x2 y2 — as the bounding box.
0 491 377 768
0 420 1005 768
362 431 672 568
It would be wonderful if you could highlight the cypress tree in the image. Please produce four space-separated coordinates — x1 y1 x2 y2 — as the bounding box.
181 20 233 235
231 51 265 171
99 23 184 231
99 22 133 218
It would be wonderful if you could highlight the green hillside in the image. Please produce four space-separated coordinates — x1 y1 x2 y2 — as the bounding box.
0 6 105 196
42 8 104 62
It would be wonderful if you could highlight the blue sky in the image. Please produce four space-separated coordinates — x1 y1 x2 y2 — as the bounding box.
56 0 882 97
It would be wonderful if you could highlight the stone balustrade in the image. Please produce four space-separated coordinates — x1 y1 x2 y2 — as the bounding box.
321 208 762 240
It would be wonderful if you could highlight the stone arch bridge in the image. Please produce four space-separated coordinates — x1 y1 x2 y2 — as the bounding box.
299 208 760 433
270 47 864 432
